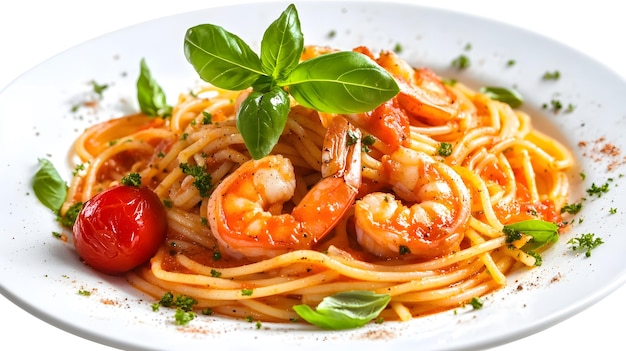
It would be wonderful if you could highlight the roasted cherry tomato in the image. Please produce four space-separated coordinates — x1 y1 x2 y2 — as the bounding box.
72 185 167 275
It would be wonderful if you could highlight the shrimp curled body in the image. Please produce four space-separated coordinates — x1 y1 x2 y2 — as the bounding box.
207 116 362 259
354 147 471 259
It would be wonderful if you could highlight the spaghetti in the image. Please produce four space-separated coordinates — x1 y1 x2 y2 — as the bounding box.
61 46 573 324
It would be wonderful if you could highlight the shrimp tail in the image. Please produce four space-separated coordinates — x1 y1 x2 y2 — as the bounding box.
294 116 362 240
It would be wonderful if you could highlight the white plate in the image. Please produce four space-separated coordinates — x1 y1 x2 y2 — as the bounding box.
1 1 625 350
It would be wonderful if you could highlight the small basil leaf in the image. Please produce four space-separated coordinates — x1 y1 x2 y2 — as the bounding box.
479 86 524 108
503 219 559 244
260 3 303 80
282 51 400 114
32 158 67 213
184 24 264 90
251 75 274 93
137 58 172 117
236 87 290 159
293 290 391 330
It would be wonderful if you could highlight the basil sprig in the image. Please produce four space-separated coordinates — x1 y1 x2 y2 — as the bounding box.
184 4 400 159
293 290 391 330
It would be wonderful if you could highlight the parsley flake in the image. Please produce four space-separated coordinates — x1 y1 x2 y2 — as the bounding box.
179 163 213 197
568 233 604 257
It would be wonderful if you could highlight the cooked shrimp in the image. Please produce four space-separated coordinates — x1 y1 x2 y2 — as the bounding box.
376 50 460 125
207 116 362 259
346 47 461 152
354 47 459 124
354 146 471 258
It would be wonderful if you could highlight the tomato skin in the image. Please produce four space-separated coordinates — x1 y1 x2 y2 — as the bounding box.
72 185 167 275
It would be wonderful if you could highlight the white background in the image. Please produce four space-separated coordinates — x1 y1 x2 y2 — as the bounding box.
0 0 622 350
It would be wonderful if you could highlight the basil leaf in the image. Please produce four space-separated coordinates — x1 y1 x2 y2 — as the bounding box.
293 290 391 330
137 58 172 117
260 3 303 81
282 51 400 114
503 219 559 244
479 86 523 108
236 87 290 159
184 24 264 90
32 158 67 213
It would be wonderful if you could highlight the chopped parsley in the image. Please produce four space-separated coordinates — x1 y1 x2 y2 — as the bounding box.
469 297 483 310
542 99 563 112
586 182 610 198
121 172 142 187
90 80 109 98
72 163 86 176
57 202 83 228
152 292 199 326
179 163 213 197
202 111 213 124
346 129 359 146
568 233 604 257
362 135 376 153
241 289 254 296
174 308 196 325
399 245 411 255
153 292 197 311
560 202 582 215
437 142 453 157
542 70 561 80
451 54 471 69
527 251 543 266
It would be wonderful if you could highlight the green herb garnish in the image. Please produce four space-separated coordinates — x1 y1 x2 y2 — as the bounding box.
174 308 196 325
183 4 399 159
502 219 559 255
32 158 68 214
293 290 391 330
57 202 83 228
451 54 471 69
179 163 212 197
586 182 610 198
437 142 453 156
542 70 561 80
560 202 582 215
568 233 604 257
480 86 524 108
137 58 173 117
120 172 142 187
469 297 483 310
